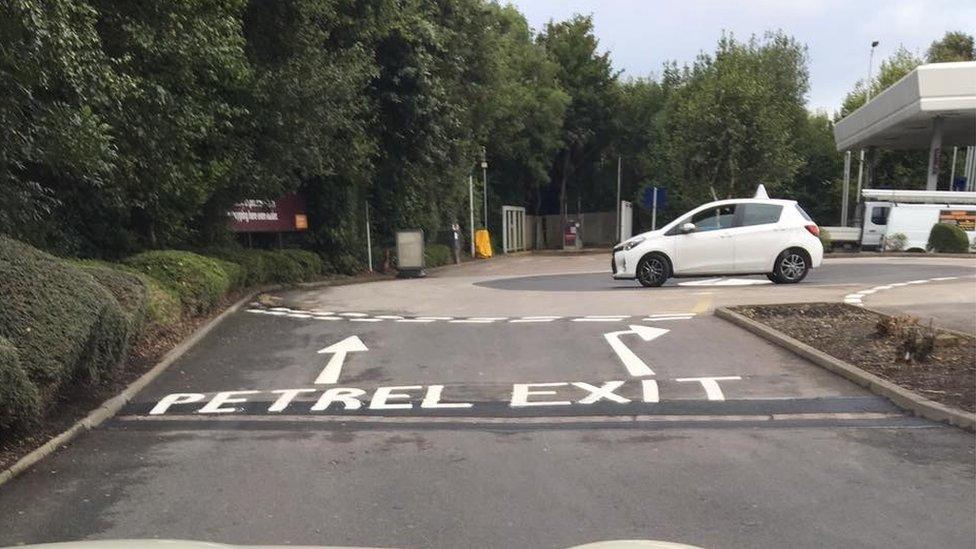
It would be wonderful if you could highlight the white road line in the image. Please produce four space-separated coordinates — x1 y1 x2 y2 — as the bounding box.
510 316 561 323
395 318 436 323
245 309 267 314
349 318 383 322
313 316 342 321
646 313 695 318
572 318 624 322
309 310 334 315
374 315 405 320
931 276 958 281
269 307 292 312
286 313 312 319
338 312 369 317
416 316 453 321
583 315 631 319
449 319 495 323
265 311 288 316
643 316 693 321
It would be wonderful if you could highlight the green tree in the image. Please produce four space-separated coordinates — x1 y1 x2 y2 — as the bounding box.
780 113 844 224
479 4 569 219
538 15 618 222
91 0 252 250
660 32 809 211
840 46 922 116
926 31 975 62
0 0 118 250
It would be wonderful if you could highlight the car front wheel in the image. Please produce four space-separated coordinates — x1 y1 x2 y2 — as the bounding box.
769 249 809 284
636 254 669 287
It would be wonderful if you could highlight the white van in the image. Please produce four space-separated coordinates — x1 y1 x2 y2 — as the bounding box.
864 202 976 251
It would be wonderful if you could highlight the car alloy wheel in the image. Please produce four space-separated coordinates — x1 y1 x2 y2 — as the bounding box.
779 252 806 282
637 256 667 287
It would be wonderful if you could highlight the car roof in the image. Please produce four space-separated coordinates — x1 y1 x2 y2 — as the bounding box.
701 198 797 207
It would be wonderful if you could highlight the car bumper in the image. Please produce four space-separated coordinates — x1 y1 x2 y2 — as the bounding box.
611 251 635 279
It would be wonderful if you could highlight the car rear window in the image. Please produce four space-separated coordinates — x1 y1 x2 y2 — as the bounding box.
740 203 783 226
794 204 813 221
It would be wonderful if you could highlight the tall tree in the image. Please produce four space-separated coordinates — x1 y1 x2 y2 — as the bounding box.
660 32 809 211
926 31 975 62
0 0 118 252
538 15 618 222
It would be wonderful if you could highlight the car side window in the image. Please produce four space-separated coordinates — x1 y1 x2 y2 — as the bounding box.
739 203 783 227
690 205 736 232
871 206 890 226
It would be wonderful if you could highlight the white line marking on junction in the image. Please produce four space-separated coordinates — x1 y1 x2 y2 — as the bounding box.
314 336 368 385
338 312 369 317
643 316 694 322
349 318 383 322
573 318 625 322
603 325 669 377
510 316 562 323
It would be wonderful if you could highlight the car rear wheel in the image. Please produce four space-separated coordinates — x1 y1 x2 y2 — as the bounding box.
769 249 809 284
636 254 669 287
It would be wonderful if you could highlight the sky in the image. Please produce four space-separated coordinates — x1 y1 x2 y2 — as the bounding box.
507 0 975 113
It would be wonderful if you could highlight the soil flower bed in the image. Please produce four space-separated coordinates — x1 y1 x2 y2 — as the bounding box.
731 302 975 413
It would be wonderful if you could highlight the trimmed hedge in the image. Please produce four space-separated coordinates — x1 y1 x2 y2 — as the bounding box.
424 244 453 268
0 336 41 432
927 223 970 253
0 237 130 397
204 246 325 284
123 250 236 315
75 262 150 338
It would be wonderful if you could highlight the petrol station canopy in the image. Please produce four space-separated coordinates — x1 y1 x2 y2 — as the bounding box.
833 61 976 151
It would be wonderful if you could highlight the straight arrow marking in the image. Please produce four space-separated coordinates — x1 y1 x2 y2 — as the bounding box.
315 335 368 385
603 325 669 377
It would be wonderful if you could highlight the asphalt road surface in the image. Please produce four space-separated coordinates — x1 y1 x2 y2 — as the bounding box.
1 255 973 549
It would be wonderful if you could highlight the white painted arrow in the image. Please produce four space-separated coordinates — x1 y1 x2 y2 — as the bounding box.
603 325 669 377
314 335 368 385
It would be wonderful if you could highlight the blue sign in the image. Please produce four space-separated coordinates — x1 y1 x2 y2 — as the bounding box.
641 187 667 211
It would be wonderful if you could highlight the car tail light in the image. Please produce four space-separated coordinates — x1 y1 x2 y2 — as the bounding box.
805 224 820 237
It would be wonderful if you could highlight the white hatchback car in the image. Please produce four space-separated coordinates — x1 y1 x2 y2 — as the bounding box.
612 198 823 287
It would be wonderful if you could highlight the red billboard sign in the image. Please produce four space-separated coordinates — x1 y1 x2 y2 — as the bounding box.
228 193 308 233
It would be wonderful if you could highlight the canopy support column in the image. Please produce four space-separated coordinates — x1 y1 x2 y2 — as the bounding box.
926 117 944 191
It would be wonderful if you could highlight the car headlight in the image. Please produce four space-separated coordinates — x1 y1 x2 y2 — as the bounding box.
622 236 645 251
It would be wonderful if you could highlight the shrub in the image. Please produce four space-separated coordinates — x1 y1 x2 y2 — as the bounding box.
424 244 453 268
203 246 275 286
927 223 970 253
818 228 832 252
203 247 324 285
0 336 41 432
278 249 324 280
884 233 907 252
124 250 235 315
74 261 150 338
0 237 130 395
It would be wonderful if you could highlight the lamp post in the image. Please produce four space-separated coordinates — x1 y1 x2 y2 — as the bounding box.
481 146 488 230
855 40 879 220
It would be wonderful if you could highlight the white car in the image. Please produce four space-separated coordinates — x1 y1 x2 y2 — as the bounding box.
612 198 823 287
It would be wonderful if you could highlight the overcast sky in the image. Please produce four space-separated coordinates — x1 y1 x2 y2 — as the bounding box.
507 0 974 114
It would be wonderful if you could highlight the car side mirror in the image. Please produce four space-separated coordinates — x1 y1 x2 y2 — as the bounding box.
680 222 697 234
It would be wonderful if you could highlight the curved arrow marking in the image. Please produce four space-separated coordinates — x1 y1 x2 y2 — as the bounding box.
603 325 669 377
315 335 368 385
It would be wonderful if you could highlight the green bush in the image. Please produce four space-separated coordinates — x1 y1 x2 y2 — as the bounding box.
278 249 324 279
74 261 150 338
0 237 130 395
203 247 325 285
424 244 453 268
0 336 41 432
818 228 832 252
124 250 235 315
927 223 970 253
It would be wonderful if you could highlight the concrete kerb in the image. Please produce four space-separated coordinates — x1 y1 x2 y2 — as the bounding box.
825 252 976 259
714 307 976 431
0 288 263 489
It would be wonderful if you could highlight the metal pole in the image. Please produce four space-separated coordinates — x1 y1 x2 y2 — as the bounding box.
365 201 373 272
615 156 621 241
651 187 658 230
950 146 958 188
841 151 851 226
856 41 878 211
481 146 488 231
468 174 475 256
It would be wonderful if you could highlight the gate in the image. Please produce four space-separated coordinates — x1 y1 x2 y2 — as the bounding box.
502 205 526 253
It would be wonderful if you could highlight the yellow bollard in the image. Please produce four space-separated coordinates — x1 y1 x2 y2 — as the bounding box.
474 229 493 259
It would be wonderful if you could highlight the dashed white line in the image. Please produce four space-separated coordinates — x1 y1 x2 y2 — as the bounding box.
349 318 383 322
338 312 369 317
